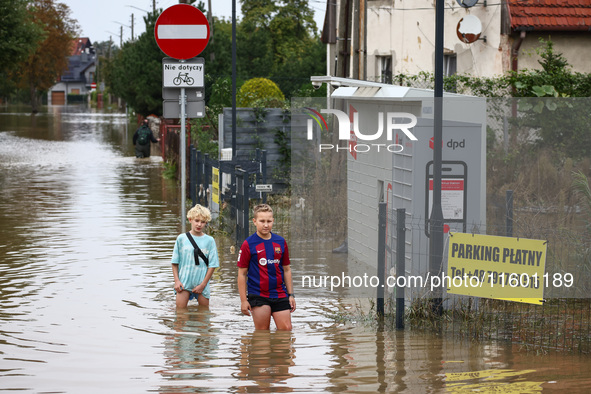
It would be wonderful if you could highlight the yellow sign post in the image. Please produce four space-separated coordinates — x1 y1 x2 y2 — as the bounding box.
212 167 219 205
447 232 547 305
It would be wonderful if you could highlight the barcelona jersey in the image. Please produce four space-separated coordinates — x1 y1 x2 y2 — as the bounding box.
237 232 290 298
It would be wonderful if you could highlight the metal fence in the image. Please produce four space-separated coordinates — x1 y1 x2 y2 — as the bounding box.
190 148 268 244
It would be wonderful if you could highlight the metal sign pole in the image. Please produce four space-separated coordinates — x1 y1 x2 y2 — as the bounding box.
155 4 210 232
180 84 186 232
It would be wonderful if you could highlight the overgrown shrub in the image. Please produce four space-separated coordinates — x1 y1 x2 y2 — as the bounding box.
237 77 285 108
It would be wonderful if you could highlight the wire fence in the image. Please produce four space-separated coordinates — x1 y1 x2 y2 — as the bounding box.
383 198 591 353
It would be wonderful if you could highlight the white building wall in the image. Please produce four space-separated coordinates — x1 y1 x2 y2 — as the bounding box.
346 99 422 270
517 32 591 73
341 92 486 281
367 0 504 80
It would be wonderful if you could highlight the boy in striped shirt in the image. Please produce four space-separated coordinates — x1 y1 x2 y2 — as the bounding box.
237 204 295 330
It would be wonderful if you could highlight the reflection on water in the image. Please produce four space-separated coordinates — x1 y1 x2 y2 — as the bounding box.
1 105 591 393
236 330 295 387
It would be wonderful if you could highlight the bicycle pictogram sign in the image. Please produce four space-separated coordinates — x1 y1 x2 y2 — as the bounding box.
162 57 204 88
173 72 194 86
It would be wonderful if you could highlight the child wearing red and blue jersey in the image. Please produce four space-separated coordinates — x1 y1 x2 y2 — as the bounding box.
237 204 295 330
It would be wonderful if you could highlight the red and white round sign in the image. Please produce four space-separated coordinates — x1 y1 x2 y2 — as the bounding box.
155 4 210 60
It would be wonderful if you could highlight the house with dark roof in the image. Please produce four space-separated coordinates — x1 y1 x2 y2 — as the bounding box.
325 0 591 82
48 38 97 105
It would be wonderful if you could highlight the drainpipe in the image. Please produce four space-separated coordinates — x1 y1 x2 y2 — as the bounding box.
511 30 526 74
363 0 367 80
342 0 351 78
511 30 526 118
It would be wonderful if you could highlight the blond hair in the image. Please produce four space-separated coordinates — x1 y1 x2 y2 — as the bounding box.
253 203 273 218
187 204 212 222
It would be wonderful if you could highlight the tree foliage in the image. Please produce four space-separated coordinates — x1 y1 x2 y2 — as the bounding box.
12 0 78 112
239 0 326 97
237 77 285 107
396 39 591 159
105 0 325 116
104 12 163 116
0 0 42 74
507 38 588 98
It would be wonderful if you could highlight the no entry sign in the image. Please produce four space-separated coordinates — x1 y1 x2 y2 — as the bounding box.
155 4 210 60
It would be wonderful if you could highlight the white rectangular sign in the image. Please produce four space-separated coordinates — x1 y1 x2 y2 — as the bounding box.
255 184 273 192
162 58 204 88
157 25 208 39
428 179 465 220
163 100 205 119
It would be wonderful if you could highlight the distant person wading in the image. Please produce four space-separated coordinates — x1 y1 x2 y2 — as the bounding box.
133 119 160 158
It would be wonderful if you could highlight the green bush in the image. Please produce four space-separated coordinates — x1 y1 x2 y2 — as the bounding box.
237 77 285 107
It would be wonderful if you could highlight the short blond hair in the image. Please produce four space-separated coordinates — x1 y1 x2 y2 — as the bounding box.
187 204 212 222
253 203 273 218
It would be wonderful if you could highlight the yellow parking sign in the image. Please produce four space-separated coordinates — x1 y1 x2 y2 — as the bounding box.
447 232 547 305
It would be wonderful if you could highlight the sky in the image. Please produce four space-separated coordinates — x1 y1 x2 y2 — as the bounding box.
60 0 327 45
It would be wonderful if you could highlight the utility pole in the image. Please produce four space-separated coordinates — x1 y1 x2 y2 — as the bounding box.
231 0 237 160
120 26 123 47
131 14 134 40
430 0 445 316
207 0 215 61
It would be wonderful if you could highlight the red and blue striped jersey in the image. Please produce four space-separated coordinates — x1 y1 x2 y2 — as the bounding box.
237 232 290 298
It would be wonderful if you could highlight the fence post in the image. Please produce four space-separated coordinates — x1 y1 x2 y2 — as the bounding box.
196 151 202 205
256 148 262 201
235 167 243 244
506 190 514 237
396 208 406 329
242 169 250 241
204 153 210 207
261 149 267 204
235 167 250 244
190 147 197 207
377 202 387 316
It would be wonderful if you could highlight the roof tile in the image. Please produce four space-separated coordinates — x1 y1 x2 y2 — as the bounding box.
508 0 591 31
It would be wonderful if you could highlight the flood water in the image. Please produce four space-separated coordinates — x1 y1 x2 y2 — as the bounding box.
1 105 591 393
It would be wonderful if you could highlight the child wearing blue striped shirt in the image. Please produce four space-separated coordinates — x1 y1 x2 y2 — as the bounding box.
171 204 219 308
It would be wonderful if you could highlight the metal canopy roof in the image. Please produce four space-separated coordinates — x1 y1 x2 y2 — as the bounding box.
310 76 472 101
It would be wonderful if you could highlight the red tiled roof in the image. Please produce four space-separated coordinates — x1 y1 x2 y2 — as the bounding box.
508 0 591 31
71 37 91 56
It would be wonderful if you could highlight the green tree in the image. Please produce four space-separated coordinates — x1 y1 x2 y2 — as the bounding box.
238 0 276 78
509 38 581 97
13 0 78 112
0 0 44 101
0 0 42 75
239 0 325 97
106 12 163 116
505 40 591 158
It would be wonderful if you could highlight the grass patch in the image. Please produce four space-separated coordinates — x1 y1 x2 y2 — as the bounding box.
162 160 177 180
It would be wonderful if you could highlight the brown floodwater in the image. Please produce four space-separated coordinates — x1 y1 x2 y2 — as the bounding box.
1 105 591 393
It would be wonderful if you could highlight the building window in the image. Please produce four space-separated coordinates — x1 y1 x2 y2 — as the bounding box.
443 53 457 76
377 56 392 84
